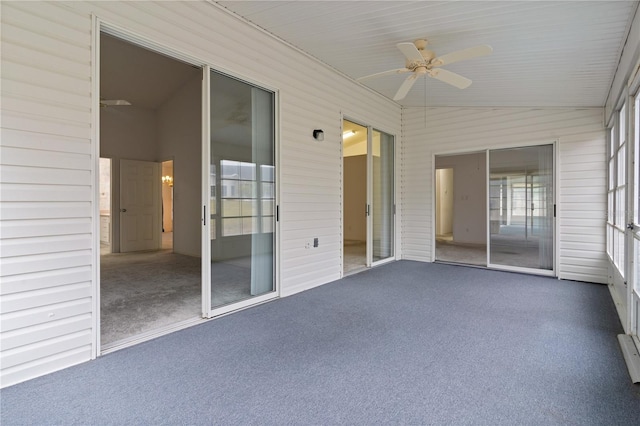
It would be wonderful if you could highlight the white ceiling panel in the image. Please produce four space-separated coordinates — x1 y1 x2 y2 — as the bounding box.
216 0 639 107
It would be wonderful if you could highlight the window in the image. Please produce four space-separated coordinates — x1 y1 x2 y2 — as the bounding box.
219 160 274 237
608 102 627 276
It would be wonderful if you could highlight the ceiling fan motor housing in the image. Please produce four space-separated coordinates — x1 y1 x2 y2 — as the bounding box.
405 46 436 71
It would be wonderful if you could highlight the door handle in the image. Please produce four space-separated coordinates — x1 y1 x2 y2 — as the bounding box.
627 223 635 231
120 208 127 213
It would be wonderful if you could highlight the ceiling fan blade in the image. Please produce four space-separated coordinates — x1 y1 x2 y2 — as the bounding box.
393 73 419 101
100 99 132 106
431 45 493 67
428 68 472 89
357 68 411 81
396 42 424 62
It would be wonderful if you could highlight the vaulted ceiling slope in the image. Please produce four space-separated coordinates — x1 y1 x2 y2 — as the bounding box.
216 0 639 108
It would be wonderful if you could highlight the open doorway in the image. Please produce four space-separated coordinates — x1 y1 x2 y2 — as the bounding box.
99 158 112 255
343 120 368 274
99 33 202 349
434 153 487 266
161 160 174 251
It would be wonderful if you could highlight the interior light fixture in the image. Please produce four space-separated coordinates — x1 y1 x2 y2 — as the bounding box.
161 175 173 186
342 130 357 138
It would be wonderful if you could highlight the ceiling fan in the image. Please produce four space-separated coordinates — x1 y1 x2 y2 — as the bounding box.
357 39 492 101
100 98 132 107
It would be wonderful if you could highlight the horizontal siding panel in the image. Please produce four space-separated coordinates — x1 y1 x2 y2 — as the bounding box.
1 298 92 332
0 165 91 186
0 218 91 240
0 146 91 170
0 21 90 62
1 314 92 351
2 80 89 111
1 266 92 295
1 94 91 125
1 184 91 202
1 330 92 369
0 345 91 389
1 234 92 257
0 128 91 155
1 110 91 140
1 282 91 313
1 202 92 220
2 2 90 45
1 61 90 98
0 251 92 277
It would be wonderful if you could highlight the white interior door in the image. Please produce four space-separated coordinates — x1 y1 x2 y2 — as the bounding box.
120 159 161 253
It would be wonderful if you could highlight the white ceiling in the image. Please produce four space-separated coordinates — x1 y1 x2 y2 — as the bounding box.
216 0 639 107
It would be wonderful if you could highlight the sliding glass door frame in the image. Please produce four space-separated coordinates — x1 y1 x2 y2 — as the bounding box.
202 65 280 319
485 141 557 276
341 116 397 274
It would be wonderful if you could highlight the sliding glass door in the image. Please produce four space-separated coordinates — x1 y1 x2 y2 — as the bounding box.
342 119 395 275
207 70 276 315
371 129 395 265
488 145 554 273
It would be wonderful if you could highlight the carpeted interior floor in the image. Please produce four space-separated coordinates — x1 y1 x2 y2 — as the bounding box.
101 251 255 346
3 261 640 425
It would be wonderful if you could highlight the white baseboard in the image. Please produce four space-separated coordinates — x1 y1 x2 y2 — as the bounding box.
617 334 640 383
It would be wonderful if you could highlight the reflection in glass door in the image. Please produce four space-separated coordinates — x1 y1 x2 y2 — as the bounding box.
208 70 275 311
371 129 395 264
488 145 554 272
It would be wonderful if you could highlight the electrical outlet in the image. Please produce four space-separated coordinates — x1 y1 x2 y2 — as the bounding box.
313 237 319 247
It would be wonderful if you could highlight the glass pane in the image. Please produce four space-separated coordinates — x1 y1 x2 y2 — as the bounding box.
210 70 275 309
262 199 274 216
241 199 257 216
620 103 626 144
240 181 257 198
221 180 238 198
222 199 241 217
607 224 612 258
372 129 394 262
221 160 239 178
611 123 618 153
240 162 256 181
617 229 625 276
222 218 242 236
489 145 554 270
636 96 640 225
262 216 274 233
261 165 275 182
609 158 615 190
616 187 626 227
635 237 640 292
618 144 626 186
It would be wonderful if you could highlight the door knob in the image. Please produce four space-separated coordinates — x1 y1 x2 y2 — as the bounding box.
120 208 127 213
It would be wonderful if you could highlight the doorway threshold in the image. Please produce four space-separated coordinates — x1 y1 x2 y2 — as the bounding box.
101 316 204 355
434 260 487 270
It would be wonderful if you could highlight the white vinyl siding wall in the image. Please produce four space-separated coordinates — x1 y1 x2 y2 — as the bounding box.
401 107 606 284
0 2 94 388
0 1 400 387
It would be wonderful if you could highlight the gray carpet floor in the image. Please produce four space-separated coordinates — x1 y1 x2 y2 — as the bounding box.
3 261 640 425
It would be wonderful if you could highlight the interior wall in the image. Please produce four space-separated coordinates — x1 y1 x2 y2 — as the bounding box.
435 168 453 236
100 106 158 252
157 75 202 258
344 155 367 241
401 107 606 284
435 153 486 245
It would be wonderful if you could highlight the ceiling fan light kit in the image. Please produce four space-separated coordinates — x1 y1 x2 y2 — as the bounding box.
358 39 492 101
